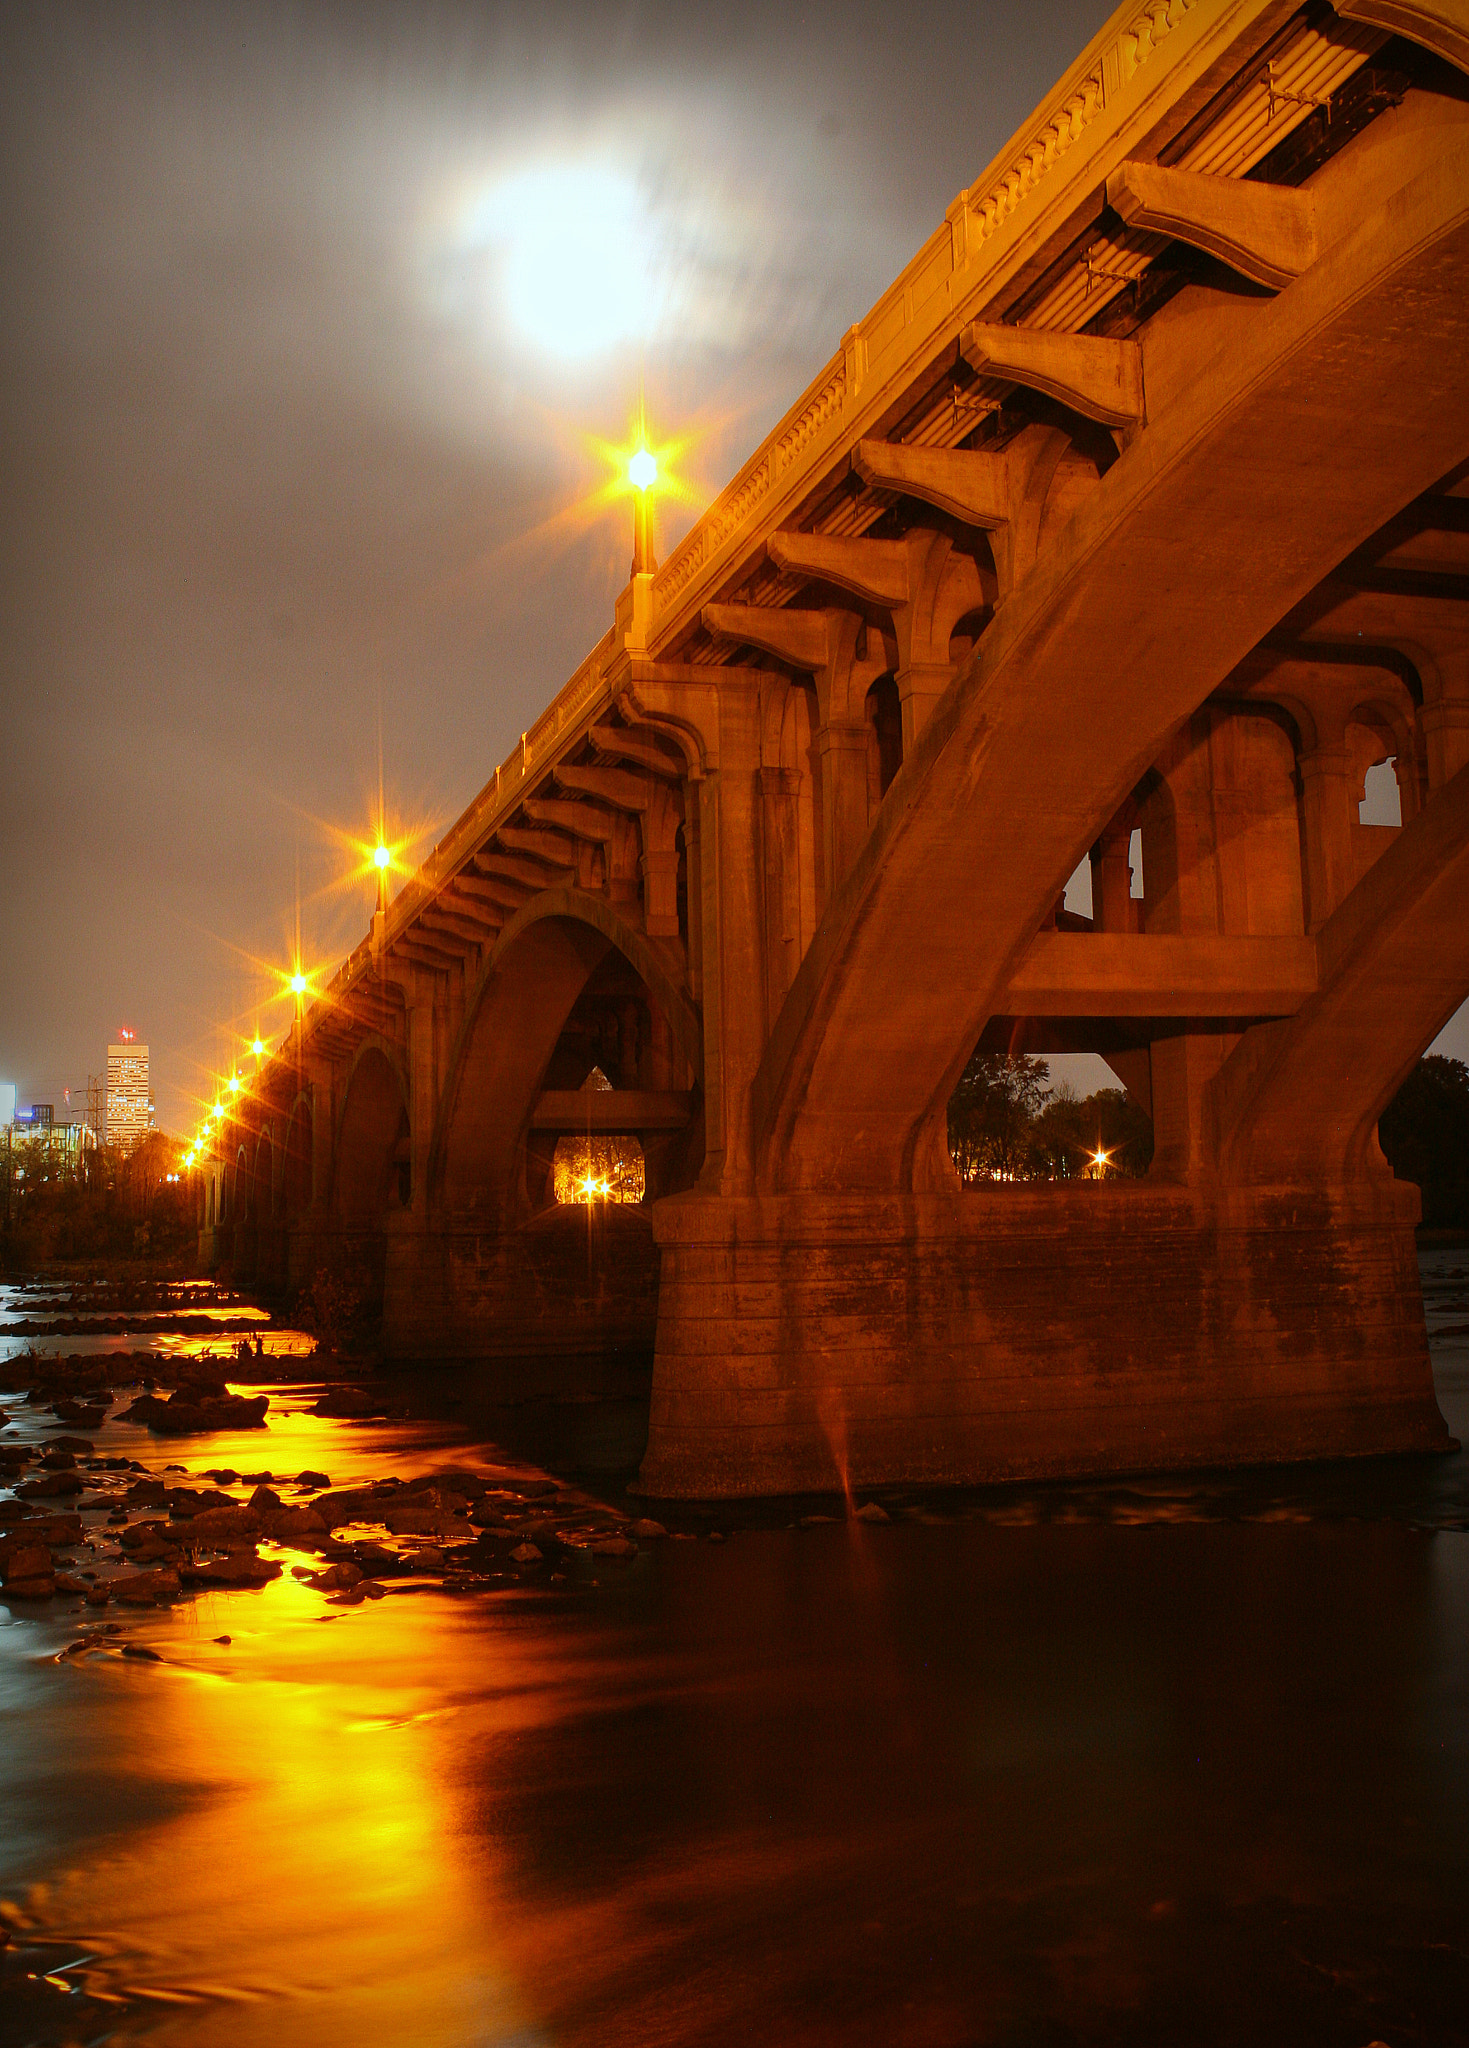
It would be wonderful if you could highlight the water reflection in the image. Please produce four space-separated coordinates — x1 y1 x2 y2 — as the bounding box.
0 1256 1466 2044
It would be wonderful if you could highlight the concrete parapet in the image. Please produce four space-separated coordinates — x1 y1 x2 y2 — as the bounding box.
639 1184 1451 1498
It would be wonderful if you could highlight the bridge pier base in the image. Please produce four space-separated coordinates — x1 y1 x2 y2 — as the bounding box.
380 1206 659 1389
639 1182 1450 1499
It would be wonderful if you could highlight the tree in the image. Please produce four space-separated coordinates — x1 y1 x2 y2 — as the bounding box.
1378 1056 1469 1229
947 1052 1051 1183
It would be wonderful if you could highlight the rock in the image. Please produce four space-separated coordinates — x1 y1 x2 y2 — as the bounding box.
124 1479 168 1507
631 1519 668 1539
384 1507 468 1538
47 1436 95 1454
53 1573 88 1595
590 1536 637 1558
327 1584 366 1605
261 1505 328 1542
121 1642 161 1661
360 1579 386 1599
509 1542 543 1564
309 1561 363 1592
855 1502 890 1523
178 1505 258 1545
295 1470 331 1490
312 1389 387 1419
414 1545 446 1570
121 1391 269 1435
799 1515 837 1527
180 1552 282 1588
2 1543 53 1584
16 1471 84 1498
5 1577 56 1599
84 1586 110 1607
708 1531 725 1543
114 1566 181 1604
240 1471 272 1484
203 1468 238 1484
248 1485 283 1512
40 1450 77 1471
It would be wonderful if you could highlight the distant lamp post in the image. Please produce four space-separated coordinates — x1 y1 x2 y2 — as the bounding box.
629 446 658 576
374 842 391 917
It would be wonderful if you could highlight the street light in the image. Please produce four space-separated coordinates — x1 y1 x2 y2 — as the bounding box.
629 445 657 576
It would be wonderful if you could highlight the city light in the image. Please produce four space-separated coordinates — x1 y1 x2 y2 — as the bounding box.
374 844 391 870
290 973 307 996
628 447 657 492
229 1075 241 1094
251 1038 264 1058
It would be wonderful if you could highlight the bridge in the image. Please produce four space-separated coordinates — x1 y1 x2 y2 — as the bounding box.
200 0 1469 1496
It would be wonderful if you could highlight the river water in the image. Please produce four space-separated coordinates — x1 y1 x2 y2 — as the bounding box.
2 1257 1468 2047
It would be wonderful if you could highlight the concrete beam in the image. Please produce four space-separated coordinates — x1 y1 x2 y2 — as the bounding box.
523 796 619 843
852 440 1011 529
1000 932 1319 1017
495 825 578 867
588 725 684 779
703 602 832 672
478 853 573 891
960 322 1144 428
553 762 660 814
1107 161 1318 292
529 1089 695 1131
766 532 911 607
1337 0 1469 75
419 909 491 947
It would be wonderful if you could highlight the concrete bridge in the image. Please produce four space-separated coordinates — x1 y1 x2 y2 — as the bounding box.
201 0 1469 1496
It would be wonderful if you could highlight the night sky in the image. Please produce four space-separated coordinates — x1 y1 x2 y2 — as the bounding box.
2 0 1463 1131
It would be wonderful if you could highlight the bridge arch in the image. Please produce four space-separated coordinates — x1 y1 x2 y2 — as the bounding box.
431 889 701 1221
283 1092 313 1219
332 1039 410 1220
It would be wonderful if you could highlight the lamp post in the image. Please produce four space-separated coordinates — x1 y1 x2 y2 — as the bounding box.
629 447 657 576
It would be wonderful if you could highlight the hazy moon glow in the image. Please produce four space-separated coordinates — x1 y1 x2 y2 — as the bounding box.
464 160 665 359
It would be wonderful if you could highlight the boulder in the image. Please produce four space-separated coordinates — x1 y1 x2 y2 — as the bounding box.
631 1519 668 1539
114 1566 181 1604
2 1543 52 1584
509 1542 543 1564
179 1552 282 1588
5 1577 56 1600
309 1561 363 1592
261 1506 328 1542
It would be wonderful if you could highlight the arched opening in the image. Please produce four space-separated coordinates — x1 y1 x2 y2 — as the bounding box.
334 1048 410 1222
552 1129 647 1205
864 674 903 806
436 906 701 1223
283 1098 313 1219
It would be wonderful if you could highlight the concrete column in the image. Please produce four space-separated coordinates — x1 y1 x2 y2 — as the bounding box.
640 849 681 936
818 719 873 897
1149 1028 1230 1181
1299 743 1355 931
1424 651 1469 789
895 660 951 754
408 980 437 1218
1090 826 1136 933
759 764 801 1025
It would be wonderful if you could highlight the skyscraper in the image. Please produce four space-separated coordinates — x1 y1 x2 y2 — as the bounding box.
106 1036 152 1151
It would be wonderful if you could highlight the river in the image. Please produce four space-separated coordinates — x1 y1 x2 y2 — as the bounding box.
2 1256 1467 2047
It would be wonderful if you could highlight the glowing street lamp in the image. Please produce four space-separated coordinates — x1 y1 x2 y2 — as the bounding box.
629 445 658 576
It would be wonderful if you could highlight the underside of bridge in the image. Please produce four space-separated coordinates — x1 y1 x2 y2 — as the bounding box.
216 0 1469 1495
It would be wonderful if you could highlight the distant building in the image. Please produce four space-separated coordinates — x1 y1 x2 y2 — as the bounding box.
106 1040 153 1152
0 1083 14 1127
16 1103 54 1127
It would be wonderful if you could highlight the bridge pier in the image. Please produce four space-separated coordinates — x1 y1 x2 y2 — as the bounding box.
381 1205 659 1392
639 1184 1450 1500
